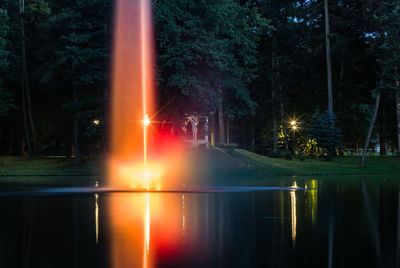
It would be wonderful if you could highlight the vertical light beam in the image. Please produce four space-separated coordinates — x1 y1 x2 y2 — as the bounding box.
109 0 156 188
141 0 148 170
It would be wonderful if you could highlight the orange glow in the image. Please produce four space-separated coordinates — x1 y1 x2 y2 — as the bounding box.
109 0 186 189
109 0 156 184
110 0 155 160
95 193 99 245
109 158 165 189
108 0 191 266
108 193 184 268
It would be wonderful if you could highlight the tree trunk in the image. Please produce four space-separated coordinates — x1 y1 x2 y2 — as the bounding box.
73 86 80 165
379 100 386 156
251 124 255 152
20 0 37 156
361 90 381 167
338 60 344 104
21 81 31 156
280 102 288 150
271 44 278 153
324 0 334 126
218 108 225 144
103 78 109 153
396 80 400 156
7 122 14 155
226 117 230 144
272 99 278 153
218 88 225 144
19 0 31 156
277 54 288 150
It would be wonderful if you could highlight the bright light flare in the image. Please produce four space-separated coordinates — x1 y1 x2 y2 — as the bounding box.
290 120 296 126
143 114 150 126
110 158 165 190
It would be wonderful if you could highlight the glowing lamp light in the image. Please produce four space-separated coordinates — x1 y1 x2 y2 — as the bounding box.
290 120 296 126
93 119 100 125
143 114 150 127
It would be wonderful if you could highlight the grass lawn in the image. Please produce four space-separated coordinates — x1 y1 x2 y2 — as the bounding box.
0 156 102 175
0 149 398 186
228 149 400 175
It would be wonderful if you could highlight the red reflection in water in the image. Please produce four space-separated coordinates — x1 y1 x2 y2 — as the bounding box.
108 0 188 265
108 194 184 268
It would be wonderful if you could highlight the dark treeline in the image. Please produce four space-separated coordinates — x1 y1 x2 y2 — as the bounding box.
0 0 399 159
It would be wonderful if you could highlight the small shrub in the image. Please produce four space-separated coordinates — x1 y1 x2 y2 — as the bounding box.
323 153 333 161
268 152 281 158
283 151 293 160
268 150 293 160
297 153 306 162
216 143 238 151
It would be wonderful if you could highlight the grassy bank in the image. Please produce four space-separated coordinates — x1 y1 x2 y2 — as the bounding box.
0 156 101 175
0 149 399 186
228 149 400 175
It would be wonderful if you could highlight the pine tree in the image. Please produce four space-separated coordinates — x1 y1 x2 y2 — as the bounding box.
309 110 341 156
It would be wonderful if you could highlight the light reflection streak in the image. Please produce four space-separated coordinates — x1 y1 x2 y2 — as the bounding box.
146 194 150 254
108 193 184 268
182 194 185 235
290 181 298 246
95 193 99 245
143 194 150 268
307 180 318 225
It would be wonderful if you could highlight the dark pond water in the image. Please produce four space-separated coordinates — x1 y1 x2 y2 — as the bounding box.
0 176 399 268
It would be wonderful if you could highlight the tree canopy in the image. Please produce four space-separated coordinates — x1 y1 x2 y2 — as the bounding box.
0 0 399 158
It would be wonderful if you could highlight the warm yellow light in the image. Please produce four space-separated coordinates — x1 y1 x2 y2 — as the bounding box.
290 120 296 126
114 160 165 190
93 119 100 125
143 114 150 126
292 125 297 130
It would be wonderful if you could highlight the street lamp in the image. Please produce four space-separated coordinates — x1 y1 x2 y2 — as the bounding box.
93 119 100 125
290 119 298 153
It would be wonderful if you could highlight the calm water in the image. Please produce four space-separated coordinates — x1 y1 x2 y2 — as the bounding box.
0 177 399 268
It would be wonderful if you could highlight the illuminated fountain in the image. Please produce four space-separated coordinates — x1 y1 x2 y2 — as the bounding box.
109 0 184 190
107 0 184 267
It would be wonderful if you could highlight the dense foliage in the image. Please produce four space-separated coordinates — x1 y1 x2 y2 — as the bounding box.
308 110 342 156
0 0 399 158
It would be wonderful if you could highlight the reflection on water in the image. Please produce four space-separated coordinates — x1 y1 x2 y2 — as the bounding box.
0 177 400 267
182 194 185 236
290 181 298 246
305 180 318 226
95 193 99 245
144 194 150 267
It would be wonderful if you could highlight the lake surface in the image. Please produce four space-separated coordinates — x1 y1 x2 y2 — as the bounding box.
0 176 399 267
